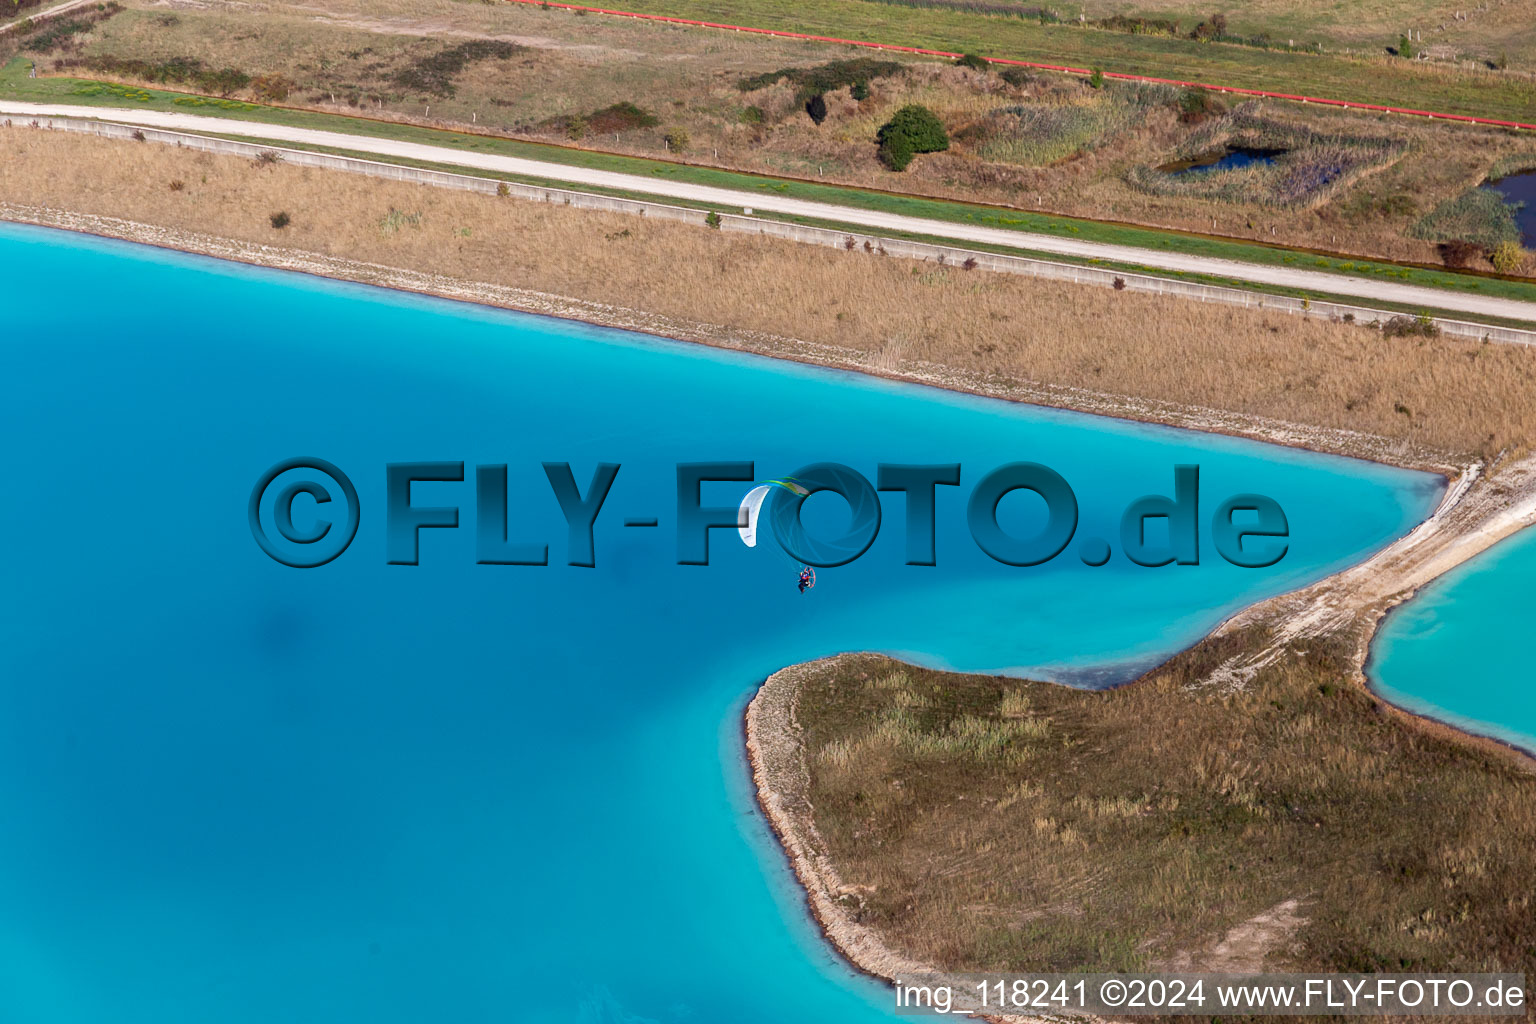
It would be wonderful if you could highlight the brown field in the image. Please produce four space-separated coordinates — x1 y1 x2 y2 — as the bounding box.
1067 0 1536 66
14 0 1536 268
5 127 1536 459
787 642 1536 1002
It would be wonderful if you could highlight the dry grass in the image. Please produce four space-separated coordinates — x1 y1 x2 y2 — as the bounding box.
795 644 1536 998
5 127 1536 458
29 0 1536 266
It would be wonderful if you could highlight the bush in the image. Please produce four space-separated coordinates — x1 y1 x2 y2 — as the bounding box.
739 105 765 124
496 182 511 198
805 93 828 125
664 127 689 151
167 179 185 192
850 81 870 101
704 211 722 229
879 130 915 171
876 104 949 172
1438 239 1480 269
269 211 291 229
251 74 293 103
395 40 520 97
1490 240 1529 274
1177 86 1224 123
1088 67 1105 89
738 57 902 101
1398 34 1414 58
955 53 990 71
586 101 659 133
565 115 587 140
1381 314 1439 338
999 66 1035 88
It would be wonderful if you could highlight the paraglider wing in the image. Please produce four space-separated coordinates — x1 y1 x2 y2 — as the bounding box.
738 485 772 548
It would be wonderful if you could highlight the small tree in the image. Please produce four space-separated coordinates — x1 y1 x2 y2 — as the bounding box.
704 211 722 229
1490 241 1529 274
1088 67 1105 89
805 93 828 125
1438 239 1480 269
1398 34 1414 58
876 104 949 171
664 127 689 152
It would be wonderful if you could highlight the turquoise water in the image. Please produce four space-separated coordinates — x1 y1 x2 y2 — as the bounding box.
0 222 1441 1023
1370 525 1536 756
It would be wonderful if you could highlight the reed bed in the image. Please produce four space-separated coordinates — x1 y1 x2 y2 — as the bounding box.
1128 104 1407 209
797 644 1536 981
6 128 1536 459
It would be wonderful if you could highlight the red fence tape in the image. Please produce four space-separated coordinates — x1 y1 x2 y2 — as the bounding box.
504 0 1536 131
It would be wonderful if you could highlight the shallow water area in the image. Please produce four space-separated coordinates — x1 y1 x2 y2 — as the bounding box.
1158 145 1286 174
1370 525 1536 757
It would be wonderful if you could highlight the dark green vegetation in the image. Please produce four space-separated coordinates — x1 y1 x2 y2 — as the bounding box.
795 645 1536 980
13 1 119 57
877 103 949 170
392 39 520 98
542 101 660 140
609 0 1536 124
1412 189 1527 249
737 56 902 101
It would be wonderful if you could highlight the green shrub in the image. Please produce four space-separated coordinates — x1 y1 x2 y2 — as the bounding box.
878 130 916 171
999 67 1036 88
805 93 827 124
876 104 949 172
587 102 659 132
1490 241 1529 274
269 211 291 229
704 211 722 229
1177 86 1224 123
955 53 990 71
1088 67 1105 89
1398 34 1414 58
738 57 901 101
739 105 765 124
565 115 587 140
664 127 689 151
850 81 870 101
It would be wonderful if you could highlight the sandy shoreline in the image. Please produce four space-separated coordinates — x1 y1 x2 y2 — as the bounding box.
9 203 1536 1020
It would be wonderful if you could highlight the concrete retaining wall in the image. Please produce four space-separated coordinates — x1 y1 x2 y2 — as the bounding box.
11 114 1534 347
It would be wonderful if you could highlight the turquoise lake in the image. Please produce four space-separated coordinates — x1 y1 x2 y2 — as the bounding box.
1371 525 1536 757
0 222 1443 1023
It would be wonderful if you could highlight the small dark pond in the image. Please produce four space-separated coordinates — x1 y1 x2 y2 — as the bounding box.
1157 145 1287 175
1483 169 1536 248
